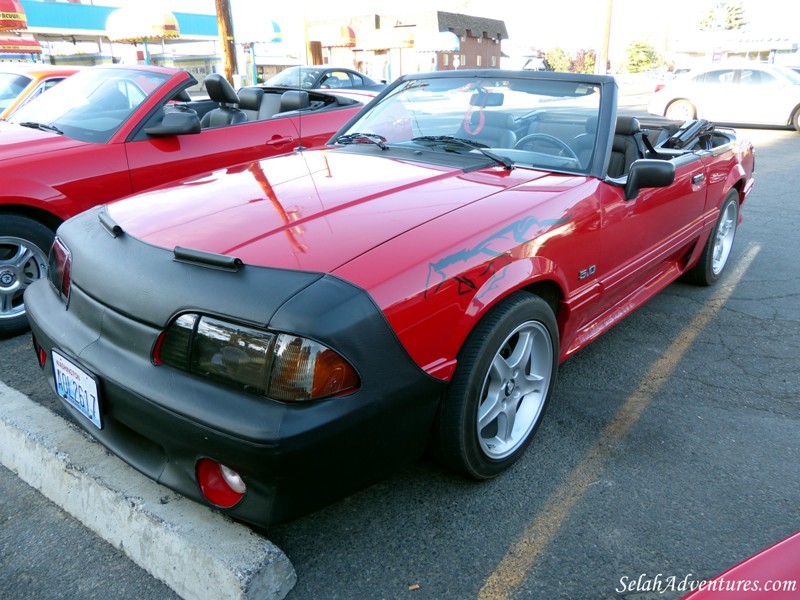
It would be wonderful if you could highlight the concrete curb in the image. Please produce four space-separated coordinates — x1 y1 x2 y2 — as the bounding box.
0 381 296 600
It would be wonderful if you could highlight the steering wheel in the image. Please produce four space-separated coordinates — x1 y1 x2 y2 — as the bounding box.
514 133 578 160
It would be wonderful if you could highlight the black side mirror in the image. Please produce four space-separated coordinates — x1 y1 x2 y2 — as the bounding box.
144 110 201 136
625 159 676 200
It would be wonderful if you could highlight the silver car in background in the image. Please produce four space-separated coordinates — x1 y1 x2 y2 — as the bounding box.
647 62 800 131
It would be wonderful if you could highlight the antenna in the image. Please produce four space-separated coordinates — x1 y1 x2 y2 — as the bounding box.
296 16 309 152
296 69 304 151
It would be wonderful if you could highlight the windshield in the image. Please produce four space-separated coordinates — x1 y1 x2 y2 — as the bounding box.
777 65 800 85
266 67 323 89
337 75 602 174
8 67 171 143
0 73 31 111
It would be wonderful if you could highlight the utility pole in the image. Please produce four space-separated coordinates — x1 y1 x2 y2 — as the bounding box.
215 0 238 85
597 0 613 74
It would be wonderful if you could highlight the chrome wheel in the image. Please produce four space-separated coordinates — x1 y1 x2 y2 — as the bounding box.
431 292 559 479
711 198 737 276
477 320 553 460
665 99 696 121
0 236 48 322
681 191 739 287
0 215 55 337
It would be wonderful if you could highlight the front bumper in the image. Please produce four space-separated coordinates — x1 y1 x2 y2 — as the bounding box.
25 210 446 528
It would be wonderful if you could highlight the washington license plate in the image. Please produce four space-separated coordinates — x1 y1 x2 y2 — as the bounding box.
52 350 102 429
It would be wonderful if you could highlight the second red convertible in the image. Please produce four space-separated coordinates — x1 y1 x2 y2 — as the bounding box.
0 64 373 336
26 70 755 528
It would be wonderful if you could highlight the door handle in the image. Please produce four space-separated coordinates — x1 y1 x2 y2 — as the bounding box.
266 136 294 146
692 173 705 184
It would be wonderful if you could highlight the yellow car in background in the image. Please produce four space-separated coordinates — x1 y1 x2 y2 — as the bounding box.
0 64 80 119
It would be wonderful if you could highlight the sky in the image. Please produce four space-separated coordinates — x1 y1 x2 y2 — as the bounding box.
95 0 800 57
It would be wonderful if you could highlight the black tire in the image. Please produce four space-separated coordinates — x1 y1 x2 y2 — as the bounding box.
682 190 739 286
431 292 559 479
0 215 55 338
792 108 800 133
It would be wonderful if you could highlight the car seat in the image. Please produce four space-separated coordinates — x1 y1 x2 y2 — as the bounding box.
200 73 247 128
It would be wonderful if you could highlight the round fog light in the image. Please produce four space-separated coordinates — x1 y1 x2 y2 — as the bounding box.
196 458 246 508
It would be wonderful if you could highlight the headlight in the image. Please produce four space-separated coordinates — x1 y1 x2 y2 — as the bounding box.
154 313 359 402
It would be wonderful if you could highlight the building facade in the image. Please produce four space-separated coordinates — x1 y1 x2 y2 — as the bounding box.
306 11 508 83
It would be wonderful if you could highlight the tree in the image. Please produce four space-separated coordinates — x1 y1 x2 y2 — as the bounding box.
621 41 660 74
571 49 597 75
544 47 571 73
699 1 748 31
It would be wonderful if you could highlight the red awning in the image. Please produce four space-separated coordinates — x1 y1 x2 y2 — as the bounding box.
0 36 41 53
106 7 181 43
0 0 27 31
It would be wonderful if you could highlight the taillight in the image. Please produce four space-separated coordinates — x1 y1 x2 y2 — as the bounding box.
153 314 359 402
48 237 72 302
196 458 246 508
32 335 47 367
654 84 666 93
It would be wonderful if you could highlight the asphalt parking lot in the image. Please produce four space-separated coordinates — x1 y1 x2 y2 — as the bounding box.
1 125 798 600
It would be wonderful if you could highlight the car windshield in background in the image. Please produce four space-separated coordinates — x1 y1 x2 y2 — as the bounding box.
0 73 31 112
337 75 602 174
266 67 324 88
7 67 171 143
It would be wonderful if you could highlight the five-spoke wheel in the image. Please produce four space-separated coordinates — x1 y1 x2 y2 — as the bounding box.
682 190 739 286
432 292 559 479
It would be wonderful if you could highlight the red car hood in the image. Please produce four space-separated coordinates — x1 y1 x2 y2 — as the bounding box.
109 149 556 272
0 121 85 160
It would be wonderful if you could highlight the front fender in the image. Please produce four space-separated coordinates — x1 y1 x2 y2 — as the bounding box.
1 178 72 222
425 256 566 381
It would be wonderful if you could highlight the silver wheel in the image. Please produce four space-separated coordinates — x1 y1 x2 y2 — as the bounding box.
431 292 558 479
0 215 54 337
682 190 738 286
0 236 48 321
665 99 696 121
477 320 553 459
711 198 737 276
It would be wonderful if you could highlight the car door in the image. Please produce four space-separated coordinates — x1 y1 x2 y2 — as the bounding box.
124 99 363 192
124 115 300 193
692 68 737 120
725 67 791 125
595 154 708 314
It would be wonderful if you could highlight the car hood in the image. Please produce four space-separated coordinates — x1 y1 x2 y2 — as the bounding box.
107 149 557 272
0 121 84 160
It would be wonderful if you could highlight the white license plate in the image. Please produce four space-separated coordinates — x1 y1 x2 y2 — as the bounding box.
52 350 102 429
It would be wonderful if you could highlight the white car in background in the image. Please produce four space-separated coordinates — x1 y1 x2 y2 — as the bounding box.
647 62 800 131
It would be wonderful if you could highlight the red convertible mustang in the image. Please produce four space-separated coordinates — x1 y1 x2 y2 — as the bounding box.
25 70 755 528
0 64 372 336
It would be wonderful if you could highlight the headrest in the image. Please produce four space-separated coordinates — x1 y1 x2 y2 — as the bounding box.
238 87 264 111
280 90 310 112
615 116 641 135
468 110 514 128
204 73 240 105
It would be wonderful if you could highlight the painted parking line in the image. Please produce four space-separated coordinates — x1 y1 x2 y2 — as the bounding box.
479 242 761 600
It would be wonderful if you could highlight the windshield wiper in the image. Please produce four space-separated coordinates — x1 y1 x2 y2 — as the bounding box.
18 121 63 135
336 132 389 150
411 136 514 170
